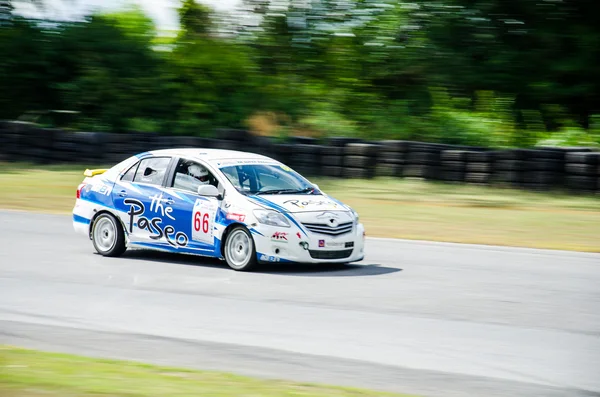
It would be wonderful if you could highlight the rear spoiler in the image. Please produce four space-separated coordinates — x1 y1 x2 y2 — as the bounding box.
83 168 108 177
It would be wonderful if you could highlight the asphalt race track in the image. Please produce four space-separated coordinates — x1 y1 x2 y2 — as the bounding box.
1 210 599 397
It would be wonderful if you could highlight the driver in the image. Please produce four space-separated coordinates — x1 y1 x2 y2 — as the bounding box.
188 164 210 185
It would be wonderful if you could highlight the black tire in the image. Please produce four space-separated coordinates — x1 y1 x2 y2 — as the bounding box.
442 170 465 182
378 140 409 152
321 155 343 167
404 165 440 179
441 150 467 162
467 162 492 173
342 167 371 179
495 160 524 172
566 163 597 176
525 160 564 172
375 163 400 177
345 143 378 157
290 152 318 164
466 151 495 163
223 226 258 271
441 161 466 171
378 152 405 163
566 175 598 192
465 172 491 184
523 171 561 185
290 136 317 145
566 152 600 165
407 151 441 165
213 139 239 150
496 149 526 161
91 213 126 257
322 166 343 177
344 155 373 168
492 171 521 184
321 146 344 156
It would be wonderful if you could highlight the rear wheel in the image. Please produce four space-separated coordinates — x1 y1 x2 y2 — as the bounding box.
91 213 126 257
223 226 257 271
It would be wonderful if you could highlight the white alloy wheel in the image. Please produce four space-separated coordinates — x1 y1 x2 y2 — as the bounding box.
91 213 126 257
224 227 257 271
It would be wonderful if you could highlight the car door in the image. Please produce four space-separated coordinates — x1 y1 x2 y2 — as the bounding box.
111 155 175 246
165 157 223 256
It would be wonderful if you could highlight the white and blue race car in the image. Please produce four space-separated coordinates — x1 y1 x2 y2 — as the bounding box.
73 148 365 271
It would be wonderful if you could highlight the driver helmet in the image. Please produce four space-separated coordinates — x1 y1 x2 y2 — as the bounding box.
188 164 210 185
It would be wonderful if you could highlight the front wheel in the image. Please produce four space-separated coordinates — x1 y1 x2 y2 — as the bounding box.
223 226 257 271
91 213 126 257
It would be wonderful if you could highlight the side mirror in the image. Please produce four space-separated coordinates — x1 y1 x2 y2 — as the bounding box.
197 184 220 198
312 183 320 190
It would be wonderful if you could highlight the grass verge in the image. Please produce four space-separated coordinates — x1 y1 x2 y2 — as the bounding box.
0 162 599 252
0 346 414 397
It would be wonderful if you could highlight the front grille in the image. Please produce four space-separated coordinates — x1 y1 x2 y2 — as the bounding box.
309 249 353 260
302 221 353 236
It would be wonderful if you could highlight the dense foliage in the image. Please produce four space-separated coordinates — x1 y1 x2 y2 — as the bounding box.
1 0 599 147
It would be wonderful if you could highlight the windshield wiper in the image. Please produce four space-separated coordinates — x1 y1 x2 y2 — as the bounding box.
255 187 315 195
295 187 316 194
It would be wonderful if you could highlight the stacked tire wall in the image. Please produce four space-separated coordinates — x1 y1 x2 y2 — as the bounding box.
375 140 407 178
343 143 378 179
566 152 600 193
0 120 599 193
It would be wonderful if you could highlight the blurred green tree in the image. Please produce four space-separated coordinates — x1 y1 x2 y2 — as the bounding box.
0 0 599 146
178 0 213 39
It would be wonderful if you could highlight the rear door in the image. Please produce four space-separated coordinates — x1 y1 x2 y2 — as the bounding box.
111 155 175 246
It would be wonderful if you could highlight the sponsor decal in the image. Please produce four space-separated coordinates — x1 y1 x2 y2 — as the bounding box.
316 211 339 219
260 254 280 262
149 193 175 220
124 198 188 248
192 199 218 244
316 211 340 227
216 159 278 167
226 212 246 222
283 199 339 209
271 231 288 242
317 240 354 248
91 182 112 196
296 232 301 239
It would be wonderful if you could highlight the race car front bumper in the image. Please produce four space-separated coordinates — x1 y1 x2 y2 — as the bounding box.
253 223 366 264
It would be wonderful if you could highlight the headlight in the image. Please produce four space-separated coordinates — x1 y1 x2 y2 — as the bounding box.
351 209 359 225
253 209 291 228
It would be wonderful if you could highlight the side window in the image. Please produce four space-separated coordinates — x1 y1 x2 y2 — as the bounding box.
220 165 257 192
120 162 139 182
220 166 242 189
171 158 218 193
133 157 171 186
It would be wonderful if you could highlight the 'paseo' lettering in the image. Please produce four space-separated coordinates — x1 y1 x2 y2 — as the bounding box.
124 198 188 247
283 199 332 208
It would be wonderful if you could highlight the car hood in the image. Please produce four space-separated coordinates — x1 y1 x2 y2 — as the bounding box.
248 194 350 213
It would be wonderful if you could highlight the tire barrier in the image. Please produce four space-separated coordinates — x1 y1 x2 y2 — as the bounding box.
321 145 344 178
343 143 378 179
375 140 408 178
565 151 600 193
0 120 598 193
440 149 467 183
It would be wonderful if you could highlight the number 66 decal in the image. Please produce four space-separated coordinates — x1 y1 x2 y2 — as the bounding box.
194 211 209 233
191 199 217 244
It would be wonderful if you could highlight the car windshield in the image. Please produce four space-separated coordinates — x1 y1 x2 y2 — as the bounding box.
219 163 320 195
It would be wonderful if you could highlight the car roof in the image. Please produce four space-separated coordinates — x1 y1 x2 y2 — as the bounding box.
143 148 276 163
